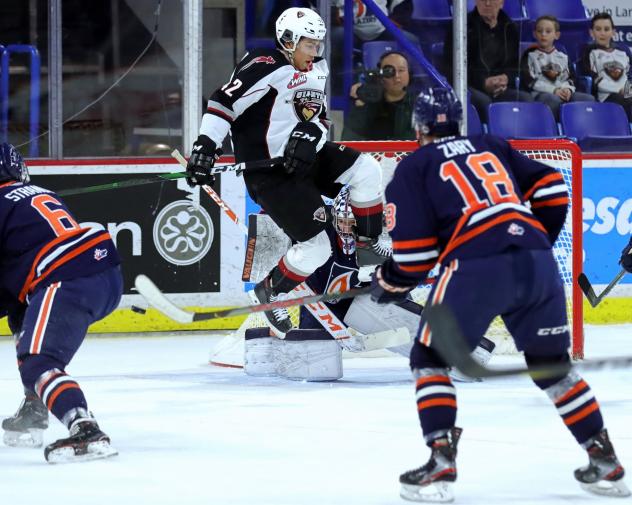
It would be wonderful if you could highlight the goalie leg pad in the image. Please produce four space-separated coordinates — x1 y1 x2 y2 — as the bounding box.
244 328 279 377
276 329 343 382
344 294 420 340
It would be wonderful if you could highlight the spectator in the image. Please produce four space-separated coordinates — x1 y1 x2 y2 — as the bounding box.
520 16 594 120
443 0 533 122
580 12 632 120
342 51 416 141
330 0 418 95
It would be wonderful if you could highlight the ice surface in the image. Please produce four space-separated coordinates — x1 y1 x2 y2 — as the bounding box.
0 325 630 504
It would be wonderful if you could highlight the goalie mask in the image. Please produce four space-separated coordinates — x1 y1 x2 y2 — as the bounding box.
275 7 326 57
332 187 357 254
0 143 29 184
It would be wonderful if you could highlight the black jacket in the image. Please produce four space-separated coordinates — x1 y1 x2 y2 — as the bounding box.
341 92 416 141
443 8 520 93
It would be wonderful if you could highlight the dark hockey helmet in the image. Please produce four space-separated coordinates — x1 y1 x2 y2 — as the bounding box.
0 143 29 184
413 87 462 137
332 186 356 241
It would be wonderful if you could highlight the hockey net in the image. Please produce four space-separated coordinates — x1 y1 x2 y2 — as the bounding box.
214 139 583 365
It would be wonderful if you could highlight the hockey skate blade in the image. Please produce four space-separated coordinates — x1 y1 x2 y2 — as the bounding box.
580 479 631 498
134 275 193 324
3 429 44 448
46 440 118 464
400 481 454 503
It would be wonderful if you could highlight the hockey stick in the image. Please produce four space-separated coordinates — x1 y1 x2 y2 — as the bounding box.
135 274 371 324
424 303 632 379
57 156 282 198
577 270 626 308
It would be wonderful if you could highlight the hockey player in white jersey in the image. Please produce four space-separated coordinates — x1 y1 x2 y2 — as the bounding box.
185 7 387 337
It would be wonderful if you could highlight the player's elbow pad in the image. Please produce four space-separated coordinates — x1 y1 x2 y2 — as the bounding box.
533 207 566 244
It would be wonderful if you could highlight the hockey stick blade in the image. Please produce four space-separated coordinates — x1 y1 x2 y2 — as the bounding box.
425 303 632 379
578 270 626 308
135 274 371 324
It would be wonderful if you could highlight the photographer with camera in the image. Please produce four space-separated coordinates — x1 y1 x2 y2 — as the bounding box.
342 51 416 141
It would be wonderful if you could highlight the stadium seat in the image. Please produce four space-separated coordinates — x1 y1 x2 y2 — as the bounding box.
467 102 484 135
523 0 590 56
488 102 559 139
560 102 632 151
361 40 426 78
411 0 452 49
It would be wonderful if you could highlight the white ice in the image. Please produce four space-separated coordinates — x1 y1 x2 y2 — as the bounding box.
0 325 630 505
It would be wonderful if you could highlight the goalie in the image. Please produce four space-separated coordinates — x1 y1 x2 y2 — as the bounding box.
235 187 495 382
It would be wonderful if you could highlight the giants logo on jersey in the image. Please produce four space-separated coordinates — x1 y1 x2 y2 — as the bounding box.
287 72 308 89
292 89 325 121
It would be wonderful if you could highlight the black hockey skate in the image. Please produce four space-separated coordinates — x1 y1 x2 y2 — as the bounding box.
575 429 630 497
2 395 49 448
399 427 462 503
253 276 293 337
356 234 392 267
44 420 118 464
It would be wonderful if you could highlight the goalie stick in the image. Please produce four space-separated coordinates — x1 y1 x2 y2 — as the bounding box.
134 274 370 324
577 270 626 308
57 156 282 197
424 303 632 379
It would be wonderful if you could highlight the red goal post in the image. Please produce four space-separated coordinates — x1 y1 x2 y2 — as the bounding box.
342 139 584 359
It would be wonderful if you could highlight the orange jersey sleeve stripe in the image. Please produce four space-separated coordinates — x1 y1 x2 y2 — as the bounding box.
563 401 600 426
417 398 457 411
22 233 112 301
531 197 570 209
19 228 87 301
416 375 452 387
523 172 564 201
398 264 435 273
439 213 547 263
393 237 438 249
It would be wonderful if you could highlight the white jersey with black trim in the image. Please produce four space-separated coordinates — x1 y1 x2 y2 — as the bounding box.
200 48 329 162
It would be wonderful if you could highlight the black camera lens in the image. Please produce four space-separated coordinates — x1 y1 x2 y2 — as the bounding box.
380 65 396 78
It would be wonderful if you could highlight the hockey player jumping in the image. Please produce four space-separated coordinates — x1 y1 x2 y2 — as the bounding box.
185 7 386 337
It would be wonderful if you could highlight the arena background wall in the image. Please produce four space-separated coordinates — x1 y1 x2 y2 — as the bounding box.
1 153 632 335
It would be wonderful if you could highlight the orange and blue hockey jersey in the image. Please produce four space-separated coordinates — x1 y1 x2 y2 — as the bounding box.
0 181 120 304
381 134 568 288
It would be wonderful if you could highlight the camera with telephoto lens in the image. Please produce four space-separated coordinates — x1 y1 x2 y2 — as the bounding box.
356 64 396 103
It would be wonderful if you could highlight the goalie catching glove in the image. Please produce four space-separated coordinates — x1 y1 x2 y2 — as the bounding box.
186 134 222 187
283 121 322 175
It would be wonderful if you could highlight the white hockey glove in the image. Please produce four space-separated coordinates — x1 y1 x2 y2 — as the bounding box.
186 135 221 187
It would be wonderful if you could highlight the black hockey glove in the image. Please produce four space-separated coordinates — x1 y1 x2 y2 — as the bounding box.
186 135 221 187
283 121 322 175
370 266 415 304
620 236 632 273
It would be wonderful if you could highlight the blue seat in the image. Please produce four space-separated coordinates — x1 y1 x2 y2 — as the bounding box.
411 0 452 49
524 0 590 55
362 40 426 77
560 102 632 151
467 102 484 135
488 102 559 139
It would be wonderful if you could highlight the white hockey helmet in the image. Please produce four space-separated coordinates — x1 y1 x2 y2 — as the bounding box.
275 7 326 56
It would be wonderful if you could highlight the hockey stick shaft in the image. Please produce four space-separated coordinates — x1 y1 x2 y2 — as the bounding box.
134 274 371 323
578 270 626 308
57 156 282 198
425 303 632 379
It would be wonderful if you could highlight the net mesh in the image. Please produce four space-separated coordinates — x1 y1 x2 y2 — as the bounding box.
227 141 581 357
